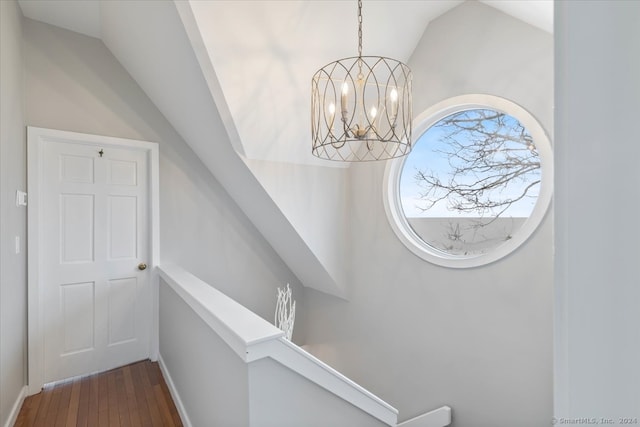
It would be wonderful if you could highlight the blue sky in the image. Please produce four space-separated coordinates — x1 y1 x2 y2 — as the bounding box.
399 110 541 218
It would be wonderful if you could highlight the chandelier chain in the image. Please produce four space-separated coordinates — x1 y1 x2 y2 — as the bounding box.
357 0 363 58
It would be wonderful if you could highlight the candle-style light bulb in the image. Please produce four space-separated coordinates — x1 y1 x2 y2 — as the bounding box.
328 102 336 136
367 105 378 138
341 82 349 115
390 88 398 121
390 88 398 102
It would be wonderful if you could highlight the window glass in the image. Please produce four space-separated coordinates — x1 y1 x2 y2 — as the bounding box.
384 95 552 268
401 109 539 256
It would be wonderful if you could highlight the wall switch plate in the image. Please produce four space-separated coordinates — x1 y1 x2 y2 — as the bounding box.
16 190 27 207
15 236 20 254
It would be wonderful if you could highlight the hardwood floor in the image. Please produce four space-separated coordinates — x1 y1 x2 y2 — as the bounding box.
15 360 183 427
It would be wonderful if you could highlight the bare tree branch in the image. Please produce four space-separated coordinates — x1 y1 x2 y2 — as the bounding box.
414 109 540 219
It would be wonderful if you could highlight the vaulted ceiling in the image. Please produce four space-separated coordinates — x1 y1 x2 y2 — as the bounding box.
17 0 553 297
19 0 552 166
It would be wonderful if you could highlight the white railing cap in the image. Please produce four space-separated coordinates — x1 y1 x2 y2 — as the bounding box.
159 264 284 358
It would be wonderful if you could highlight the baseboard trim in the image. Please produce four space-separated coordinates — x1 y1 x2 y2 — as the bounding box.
397 406 452 427
158 354 192 427
4 385 27 427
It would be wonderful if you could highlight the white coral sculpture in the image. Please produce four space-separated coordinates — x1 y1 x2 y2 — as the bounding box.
275 284 296 340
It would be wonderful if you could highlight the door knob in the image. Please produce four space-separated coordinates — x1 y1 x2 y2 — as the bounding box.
138 263 147 271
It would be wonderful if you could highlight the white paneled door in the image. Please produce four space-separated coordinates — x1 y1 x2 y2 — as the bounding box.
40 138 152 384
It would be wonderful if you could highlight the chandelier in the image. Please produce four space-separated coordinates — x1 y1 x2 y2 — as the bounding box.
311 0 413 162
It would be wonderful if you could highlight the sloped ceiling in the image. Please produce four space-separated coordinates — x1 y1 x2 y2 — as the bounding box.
189 0 464 165
17 0 553 297
18 0 552 166
18 0 101 38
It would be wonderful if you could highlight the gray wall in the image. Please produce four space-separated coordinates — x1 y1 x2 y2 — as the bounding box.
22 18 305 330
555 1 640 423
246 159 350 289
160 276 389 427
249 357 387 427
159 281 249 427
303 3 553 426
0 0 27 425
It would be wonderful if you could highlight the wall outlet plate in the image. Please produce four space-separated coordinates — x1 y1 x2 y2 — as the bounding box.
16 190 27 206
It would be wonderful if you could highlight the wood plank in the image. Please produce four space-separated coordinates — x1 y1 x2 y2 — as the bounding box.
107 370 121 427
98 370 109 427
54 379 73 426
136 361 164 427
66 378 81 427
157 367 182 426
145 361 159 386
129 362 153 427
15 360 182 427
15 390 42 427
76 374 91 427
122 366 142 427
114 368 132 427
32 387 53 427
87 373 100 427
154 384 176 426
47 382 63 425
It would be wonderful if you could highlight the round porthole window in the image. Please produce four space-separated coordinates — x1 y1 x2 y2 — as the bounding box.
384 95 553 268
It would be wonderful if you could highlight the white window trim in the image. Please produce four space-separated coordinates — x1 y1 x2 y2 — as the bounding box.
383 94 553 268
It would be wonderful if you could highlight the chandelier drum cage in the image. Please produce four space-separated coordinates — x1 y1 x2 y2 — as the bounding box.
311 56 412 161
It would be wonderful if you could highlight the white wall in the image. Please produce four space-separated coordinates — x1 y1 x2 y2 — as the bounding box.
159 281 250 427
246 159 350 290
158 268 393 427
22 18 306 335
303 3 553 426
0 0 27 424
555 0 640 422
249 357 387 427
97 0 341 298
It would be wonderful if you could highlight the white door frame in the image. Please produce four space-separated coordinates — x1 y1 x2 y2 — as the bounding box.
27 127 160 395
